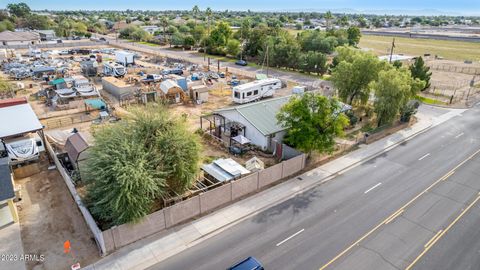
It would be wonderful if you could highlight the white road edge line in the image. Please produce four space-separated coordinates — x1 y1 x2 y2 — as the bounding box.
455 132 465 139
418 153 431 161
364 182 382 194
276 229 305 247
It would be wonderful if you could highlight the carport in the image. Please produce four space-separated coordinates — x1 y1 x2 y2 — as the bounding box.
0 98 49 163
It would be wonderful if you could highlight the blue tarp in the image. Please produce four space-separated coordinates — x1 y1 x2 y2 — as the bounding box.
84 99 106 110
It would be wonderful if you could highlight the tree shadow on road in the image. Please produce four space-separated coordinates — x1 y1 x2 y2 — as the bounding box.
251 188 321 224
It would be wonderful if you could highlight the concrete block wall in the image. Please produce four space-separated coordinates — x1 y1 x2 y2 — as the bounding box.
99 153 305 254
110 209 166 249
164 196 201 227
282 154 305 178
258 163 283 188
232 172 259 200
102 230 115 253
199 183 232 213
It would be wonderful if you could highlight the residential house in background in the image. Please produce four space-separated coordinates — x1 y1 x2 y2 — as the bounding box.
141 25 160 35
0 30 40 46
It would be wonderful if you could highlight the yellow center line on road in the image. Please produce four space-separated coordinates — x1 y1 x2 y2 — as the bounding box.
424 230 443 249
318 148 480 270
405 192 480 270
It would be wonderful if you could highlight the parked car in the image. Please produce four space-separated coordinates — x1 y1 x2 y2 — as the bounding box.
209 72 219 80
99 37 106 41
235 59 248 66
227 257 264 270
59 50 69 55
218 72 225 78
73 36 81 40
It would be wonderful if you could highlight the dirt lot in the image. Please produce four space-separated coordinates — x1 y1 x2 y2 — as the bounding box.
16 159 99 270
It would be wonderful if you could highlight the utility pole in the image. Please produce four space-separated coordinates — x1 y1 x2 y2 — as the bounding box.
389 38 395 63
266 45 269 77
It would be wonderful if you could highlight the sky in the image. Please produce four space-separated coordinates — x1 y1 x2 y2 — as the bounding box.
2 0 480 16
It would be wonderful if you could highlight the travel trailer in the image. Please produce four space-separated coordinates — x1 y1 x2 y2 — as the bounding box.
3 134 45 165
232 78 281 104
103 62 127 77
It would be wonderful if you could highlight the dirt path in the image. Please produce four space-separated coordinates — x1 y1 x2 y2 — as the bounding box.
16 162 99 270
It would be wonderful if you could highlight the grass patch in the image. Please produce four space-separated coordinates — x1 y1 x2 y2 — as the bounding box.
359 35 480 62
416 95 448 105
137 41 160 47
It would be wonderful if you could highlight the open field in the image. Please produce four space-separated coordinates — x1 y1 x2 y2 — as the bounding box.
359 35 480 62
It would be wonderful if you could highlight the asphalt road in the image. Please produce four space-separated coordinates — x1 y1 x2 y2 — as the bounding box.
149 105 480 270
412 182 480 270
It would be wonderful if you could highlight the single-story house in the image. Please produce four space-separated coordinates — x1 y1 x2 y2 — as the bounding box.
214 96 290 151
0 156 19 226
214 95 352 151
0 30 40 46
35 30 56 41
141 25 160 35
112 21 129 31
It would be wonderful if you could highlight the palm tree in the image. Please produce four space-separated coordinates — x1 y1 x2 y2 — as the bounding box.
204 7 212 61
325 11 333 29
192 5 200 27
161 17 169 46
205 7 212 35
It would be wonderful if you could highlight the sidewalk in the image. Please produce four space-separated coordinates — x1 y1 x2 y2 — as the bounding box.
83 108 464 270
0 222 27 270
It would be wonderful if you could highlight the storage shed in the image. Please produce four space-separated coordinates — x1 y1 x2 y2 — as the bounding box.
160 79 187 103
190 85 209 103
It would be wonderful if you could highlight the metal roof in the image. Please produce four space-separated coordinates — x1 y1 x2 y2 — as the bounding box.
202 158 250 182
0 158 14 201
215 96 290 136
160 79 182 94
0 30 39 42
65 132 90 163
0 102 43 138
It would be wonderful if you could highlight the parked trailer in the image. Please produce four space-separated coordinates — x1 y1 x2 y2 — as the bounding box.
103 62 127 77
115 50 135 66
232 78 282 104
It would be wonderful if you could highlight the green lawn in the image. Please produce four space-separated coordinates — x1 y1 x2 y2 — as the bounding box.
137 41 160 47
416 95 448 105
359 35 480 62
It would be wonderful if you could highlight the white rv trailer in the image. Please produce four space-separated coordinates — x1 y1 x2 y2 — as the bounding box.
115 50 135 66
103 62 127 77
232 78 282 104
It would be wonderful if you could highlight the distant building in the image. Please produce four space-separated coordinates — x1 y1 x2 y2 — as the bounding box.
0 30 40 46
141 25 160 35
112 21 129 31
35 30 56 41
